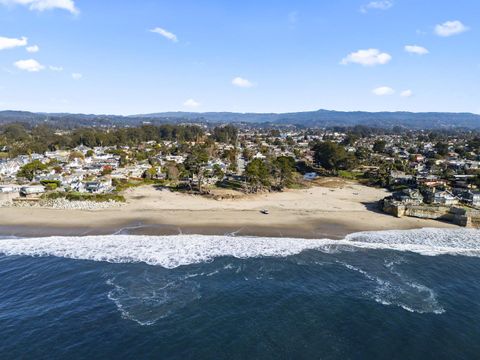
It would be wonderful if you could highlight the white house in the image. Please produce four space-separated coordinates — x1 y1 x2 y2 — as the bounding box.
253 152 266 160
20 185 45 197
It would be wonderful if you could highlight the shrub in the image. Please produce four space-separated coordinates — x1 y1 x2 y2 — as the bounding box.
43 191 125 203
338 170 364 180
40 180 61 190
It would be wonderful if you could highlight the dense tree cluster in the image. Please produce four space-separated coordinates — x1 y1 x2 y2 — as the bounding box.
312 141 356 172
212 125 238 144
0 123 204 156
184 145 210 192
244 156 296 192
373 140 387 153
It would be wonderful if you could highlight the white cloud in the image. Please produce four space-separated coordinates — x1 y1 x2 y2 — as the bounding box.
26 44 39 53
372 86 395 96
400 89 413 97
0 36 27 50
341 48 392 66
0 0 78 14
14 58 45 72
404 45 429 55
435 20 469 37
49 65 63 71
360 0 393 13
183 99 200 108
150 27 178 42
232 77 254 88
71 72 82 80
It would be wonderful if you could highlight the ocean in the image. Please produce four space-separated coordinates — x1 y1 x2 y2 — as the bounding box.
1 228 480 359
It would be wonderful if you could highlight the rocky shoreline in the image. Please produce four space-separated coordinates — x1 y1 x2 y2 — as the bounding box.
2 198 123 211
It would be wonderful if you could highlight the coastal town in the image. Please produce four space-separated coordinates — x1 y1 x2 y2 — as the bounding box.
3 1 480 357
1 122 480 227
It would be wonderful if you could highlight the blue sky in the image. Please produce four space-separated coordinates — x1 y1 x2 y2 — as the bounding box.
0 0 478 114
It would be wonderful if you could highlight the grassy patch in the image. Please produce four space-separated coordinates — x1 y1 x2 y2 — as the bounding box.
216 179 244 191
113 178 167 192
286 181 308 190
44 191 125 203
338 170 364 180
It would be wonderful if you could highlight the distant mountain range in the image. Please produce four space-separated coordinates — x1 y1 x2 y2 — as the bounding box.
1 109 480 129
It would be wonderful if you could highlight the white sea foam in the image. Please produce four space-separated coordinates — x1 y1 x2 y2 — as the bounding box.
2 229 472 323
337 258 445 314
345 228 480 257
106 276 201 326
0 234 324 268
0 228 479 268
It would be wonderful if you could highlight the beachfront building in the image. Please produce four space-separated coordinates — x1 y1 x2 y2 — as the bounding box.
464 191 480 207
19 185 46 197
0 185 20 193
427 190 459 206
392 189 424 205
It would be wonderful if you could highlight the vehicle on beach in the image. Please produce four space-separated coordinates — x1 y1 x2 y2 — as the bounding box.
260 209 269 215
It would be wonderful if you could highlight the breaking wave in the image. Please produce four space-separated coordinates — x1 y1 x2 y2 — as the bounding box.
0 228 479 268
345 228 480 256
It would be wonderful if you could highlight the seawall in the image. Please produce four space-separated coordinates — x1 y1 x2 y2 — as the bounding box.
382 199 480 228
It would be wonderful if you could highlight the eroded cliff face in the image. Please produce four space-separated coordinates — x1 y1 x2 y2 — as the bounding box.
381 199 480 228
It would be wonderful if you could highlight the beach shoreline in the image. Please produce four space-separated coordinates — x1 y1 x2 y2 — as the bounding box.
0 179 457 239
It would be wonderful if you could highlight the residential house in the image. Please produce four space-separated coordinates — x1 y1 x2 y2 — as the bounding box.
0 185 20 193
392 188 424 205
464 191 480 207
431 190 459 206
253 152 266 160
20 185 45 197
389 171 414 186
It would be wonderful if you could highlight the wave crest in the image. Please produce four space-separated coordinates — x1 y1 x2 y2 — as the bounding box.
0 228 479 268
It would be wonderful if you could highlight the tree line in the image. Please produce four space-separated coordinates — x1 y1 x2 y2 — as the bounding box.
0 123 206 156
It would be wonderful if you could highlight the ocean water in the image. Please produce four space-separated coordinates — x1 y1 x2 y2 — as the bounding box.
1 228 480 359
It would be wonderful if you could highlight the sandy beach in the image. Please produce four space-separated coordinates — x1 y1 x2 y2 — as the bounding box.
0 178 456 238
